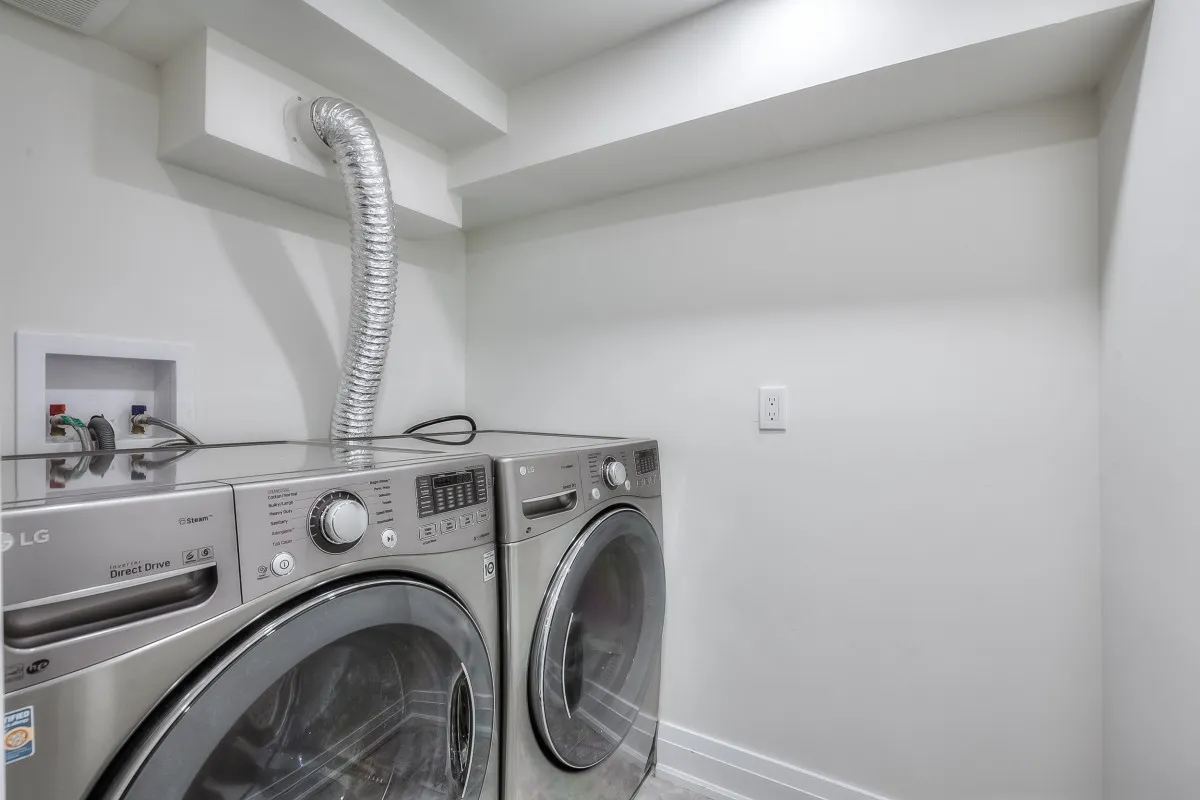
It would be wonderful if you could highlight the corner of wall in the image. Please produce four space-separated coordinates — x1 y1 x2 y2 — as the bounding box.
1098 7 1152 270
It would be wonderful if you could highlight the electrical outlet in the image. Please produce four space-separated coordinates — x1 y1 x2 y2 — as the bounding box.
759 386 787 431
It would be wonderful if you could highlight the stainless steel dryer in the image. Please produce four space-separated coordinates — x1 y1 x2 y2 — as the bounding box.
1 441 502 800
343 431 666 800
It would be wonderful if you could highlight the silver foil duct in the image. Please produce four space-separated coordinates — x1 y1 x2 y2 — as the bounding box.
310 97 397 442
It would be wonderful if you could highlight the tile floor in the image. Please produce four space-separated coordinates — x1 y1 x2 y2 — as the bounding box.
636 775 712 800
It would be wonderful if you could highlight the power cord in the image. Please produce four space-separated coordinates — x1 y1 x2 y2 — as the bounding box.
403 414 477 445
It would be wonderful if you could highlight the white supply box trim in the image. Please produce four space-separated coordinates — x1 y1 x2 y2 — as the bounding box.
15 331 195 455
657 723 895 800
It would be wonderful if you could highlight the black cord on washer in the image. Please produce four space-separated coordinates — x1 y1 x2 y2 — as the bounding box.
403 414 477 445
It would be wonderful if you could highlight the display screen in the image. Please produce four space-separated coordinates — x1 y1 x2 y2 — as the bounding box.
433 472 473 488
417 467 488 518
634 448 659 476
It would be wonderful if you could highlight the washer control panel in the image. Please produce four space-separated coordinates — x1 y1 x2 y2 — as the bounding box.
416 466 488 517
271 551 296 576
308 489 369 552
231 455 495 602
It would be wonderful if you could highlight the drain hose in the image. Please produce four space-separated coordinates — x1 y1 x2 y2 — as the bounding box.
88 415 116 450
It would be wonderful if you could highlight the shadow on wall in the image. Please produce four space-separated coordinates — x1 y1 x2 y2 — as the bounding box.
87 67 351 247
200 206 342 436
71 35 345 435
58 0 348 249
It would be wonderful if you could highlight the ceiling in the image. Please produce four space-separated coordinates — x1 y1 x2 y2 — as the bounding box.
383 0 727 88
97 0 727 89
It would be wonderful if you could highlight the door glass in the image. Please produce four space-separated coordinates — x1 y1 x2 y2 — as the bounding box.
112 580 493 800
531 509 666 769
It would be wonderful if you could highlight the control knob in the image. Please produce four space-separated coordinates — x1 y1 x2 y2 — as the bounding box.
309 490 368 552
602 457 627 489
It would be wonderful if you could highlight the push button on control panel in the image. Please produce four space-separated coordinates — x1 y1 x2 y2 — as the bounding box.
418 523 437 542
271 552 295 577
381 529 397 548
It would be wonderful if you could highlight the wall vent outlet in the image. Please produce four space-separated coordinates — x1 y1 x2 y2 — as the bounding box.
2 0 131 35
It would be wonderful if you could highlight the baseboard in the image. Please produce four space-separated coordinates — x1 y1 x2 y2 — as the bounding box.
656 723 894 800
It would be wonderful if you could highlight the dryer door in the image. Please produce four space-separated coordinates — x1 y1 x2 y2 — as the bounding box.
97 577 494 800
530 507 667 769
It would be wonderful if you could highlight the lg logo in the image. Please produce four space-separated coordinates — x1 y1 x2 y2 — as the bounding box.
1 529 50 552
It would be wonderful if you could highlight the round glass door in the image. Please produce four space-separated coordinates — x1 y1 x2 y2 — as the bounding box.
99 578 494 800
529 508 666 770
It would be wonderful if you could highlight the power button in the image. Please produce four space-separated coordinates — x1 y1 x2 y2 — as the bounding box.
271 552 295 577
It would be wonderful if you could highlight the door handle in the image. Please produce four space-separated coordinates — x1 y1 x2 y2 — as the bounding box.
562 612 584 718
5 564 217 649
522 489 577 519
448 662 476 799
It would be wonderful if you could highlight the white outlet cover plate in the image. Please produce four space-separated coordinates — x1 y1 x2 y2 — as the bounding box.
759 386 787 431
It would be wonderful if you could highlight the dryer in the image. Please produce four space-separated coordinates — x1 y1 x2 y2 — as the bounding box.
1 440 501 800
344 431 666 800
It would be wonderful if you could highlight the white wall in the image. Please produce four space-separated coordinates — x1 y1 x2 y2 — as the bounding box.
1100 2 1200 798
0 6 466 452
467 96 1102 800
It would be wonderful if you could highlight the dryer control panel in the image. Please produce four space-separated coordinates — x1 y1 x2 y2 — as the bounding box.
494 438 660 544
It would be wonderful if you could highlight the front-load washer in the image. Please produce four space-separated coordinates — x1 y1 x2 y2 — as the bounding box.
339 431 666 800
1 440 502 800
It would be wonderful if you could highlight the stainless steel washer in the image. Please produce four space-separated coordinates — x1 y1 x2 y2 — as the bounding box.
344 431 666 800
1 441 502 800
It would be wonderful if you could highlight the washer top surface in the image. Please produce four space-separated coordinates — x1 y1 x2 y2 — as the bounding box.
2 441 454 507
329 429 632 458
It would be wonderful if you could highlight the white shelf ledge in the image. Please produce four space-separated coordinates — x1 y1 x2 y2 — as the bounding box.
451 0 1149 229
172 0 507 151
159 29 462 239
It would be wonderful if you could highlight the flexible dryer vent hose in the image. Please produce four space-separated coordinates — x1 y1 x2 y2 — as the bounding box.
310 97 397 441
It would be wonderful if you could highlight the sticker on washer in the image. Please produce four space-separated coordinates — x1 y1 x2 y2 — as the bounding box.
4 706 34 764
483 550 497 582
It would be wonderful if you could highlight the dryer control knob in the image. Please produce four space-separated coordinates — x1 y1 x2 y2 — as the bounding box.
602 457 627 489
322 497 368 546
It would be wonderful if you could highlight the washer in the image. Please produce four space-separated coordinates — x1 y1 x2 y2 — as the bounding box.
1 441 501 800
346 431 666 800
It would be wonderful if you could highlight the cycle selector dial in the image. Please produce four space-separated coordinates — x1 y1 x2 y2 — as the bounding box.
308 490 368 553
602 457 627 489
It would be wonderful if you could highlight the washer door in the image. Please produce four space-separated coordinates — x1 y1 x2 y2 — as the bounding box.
530 507 666 770
98 578 494 800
